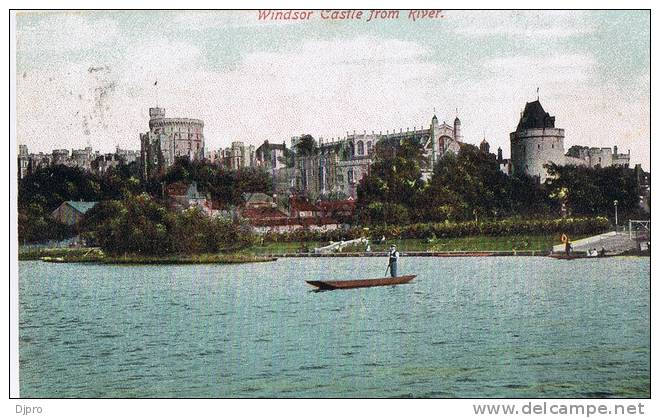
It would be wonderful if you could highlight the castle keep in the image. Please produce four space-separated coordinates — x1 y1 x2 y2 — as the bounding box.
510 100 630 182
140 107 205 178
510 100 566 182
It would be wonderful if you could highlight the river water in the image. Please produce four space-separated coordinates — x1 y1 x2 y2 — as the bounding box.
18 257 649 398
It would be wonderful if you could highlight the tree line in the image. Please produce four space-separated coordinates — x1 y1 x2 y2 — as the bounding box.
17 158 272 246
356 139 644 225
17 141 646 250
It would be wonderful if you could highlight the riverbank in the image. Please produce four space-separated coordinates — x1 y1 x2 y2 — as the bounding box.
19 248 276 264
249 234 583 255
18 233 598 263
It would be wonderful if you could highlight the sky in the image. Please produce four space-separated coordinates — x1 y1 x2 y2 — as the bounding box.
15 10 650 169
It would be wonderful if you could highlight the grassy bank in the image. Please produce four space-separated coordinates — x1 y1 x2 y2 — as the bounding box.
19 247 104 261
19 233 586 262
249 234 583 254
99 254 277 265
19 248 276 264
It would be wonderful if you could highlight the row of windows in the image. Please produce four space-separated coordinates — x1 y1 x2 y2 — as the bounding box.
316 169 356 186
354 141 373 156
153 127 202 135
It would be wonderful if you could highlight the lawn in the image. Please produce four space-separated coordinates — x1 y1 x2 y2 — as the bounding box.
248 234 582 254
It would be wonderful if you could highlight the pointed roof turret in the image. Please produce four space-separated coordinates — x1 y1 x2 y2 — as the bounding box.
517 100 555 130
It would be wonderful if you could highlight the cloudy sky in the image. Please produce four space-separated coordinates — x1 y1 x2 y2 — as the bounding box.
15 10 650 168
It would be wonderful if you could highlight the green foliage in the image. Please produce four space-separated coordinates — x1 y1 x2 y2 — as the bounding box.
318 191 349 201
261 217 610 243
358 144 558 225
18 165 102 211
162 157 273 206
359 202 410 225
82 194 254 255
18 203 75 244
545 163 640 218
17 163 147 243
100 163 144 200
17 158 273 244
357 137 426 223
294 134 318 157
428 145 554 220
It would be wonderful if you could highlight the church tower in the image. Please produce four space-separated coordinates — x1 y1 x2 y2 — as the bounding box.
453 116 463 142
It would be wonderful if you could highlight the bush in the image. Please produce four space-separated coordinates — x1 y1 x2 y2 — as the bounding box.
82 194 255 255
262 217 611 243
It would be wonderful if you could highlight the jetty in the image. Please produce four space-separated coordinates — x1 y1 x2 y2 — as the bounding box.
552 230 647 256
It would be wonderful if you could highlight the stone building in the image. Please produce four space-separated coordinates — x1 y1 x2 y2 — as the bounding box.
510 99 633 182
374 114 463 174
140 107 205 178
497 147 512 175
18 144 139 179
292 133 374 200
206 141 257 170
18 145 29 179
115 147 138 165
52 149 71 166
255 141 288 170
291 113 465 199
566 145 630 168
479 138 490 154
510 100 566 182
226 141 256 170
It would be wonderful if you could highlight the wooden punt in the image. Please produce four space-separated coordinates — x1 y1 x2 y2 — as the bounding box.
306 275 416 290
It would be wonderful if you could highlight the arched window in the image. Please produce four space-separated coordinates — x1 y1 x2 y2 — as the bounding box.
367 141 373 154
357 141 364 156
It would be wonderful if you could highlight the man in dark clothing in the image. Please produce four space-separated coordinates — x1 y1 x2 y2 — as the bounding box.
388 245 399 277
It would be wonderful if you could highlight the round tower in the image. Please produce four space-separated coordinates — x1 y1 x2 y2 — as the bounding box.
510 100 565 182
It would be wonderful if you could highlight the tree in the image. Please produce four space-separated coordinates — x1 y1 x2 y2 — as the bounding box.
100 163 143 200
356 137 426 224
545 163 640 218
18 203 74 244
82 194 253 255
294 134 318 157
160 158 273 206
278 147 295 168
429 145 509 220
18 165 102 211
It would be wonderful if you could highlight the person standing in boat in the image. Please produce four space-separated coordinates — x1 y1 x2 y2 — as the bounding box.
388 244 399 277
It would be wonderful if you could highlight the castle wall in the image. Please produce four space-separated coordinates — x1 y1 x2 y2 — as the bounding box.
510 127 565 182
